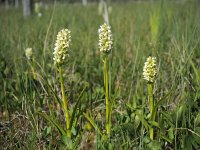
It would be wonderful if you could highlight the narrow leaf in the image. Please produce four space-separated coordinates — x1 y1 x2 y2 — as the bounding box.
70 84 88 129
37 111 66 135
83 112 102 135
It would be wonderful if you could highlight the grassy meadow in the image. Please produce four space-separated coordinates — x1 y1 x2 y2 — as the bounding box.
0 1 200 149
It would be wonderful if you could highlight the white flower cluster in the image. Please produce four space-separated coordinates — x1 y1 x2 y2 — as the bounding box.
143 56 157 83
98 23 113 53
25 48 33 60
53 29 71 66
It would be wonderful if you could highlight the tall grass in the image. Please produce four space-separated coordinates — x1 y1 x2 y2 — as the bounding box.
0 1 200 149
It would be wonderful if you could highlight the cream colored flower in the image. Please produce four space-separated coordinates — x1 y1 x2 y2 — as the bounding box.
98 23 113 53
25 48 33 60
143 56 157 83
53 29 71 66
34 2 41 14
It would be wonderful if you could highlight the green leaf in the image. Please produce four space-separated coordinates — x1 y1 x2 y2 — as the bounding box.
126 103 143 111
37 111 66 135
108 143 113 150
134 115 140 129
61 135 73 148
194 127 200 144
40 75 62 105
135 109 149 130
168 128 174 141
189 59 200 83
160 111 174 126
148 121 160 128
47 126 51 135
184 134 193 150
71 126 76 136
143 136 151 144
151 91 171 121
194 113 200 127
195 127 200 134
83 112 102 135
70 84 88 129
161 134 172 143
147 140 162 150
122 123 135 134
176 105 185 122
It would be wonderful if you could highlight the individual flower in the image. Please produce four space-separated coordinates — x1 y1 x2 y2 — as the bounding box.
53 29 71 66
143 56 157 83
98 23 113 53
25 48 33 60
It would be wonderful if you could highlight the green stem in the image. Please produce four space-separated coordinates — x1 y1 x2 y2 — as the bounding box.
59 66 71 138
104 56 110 135
148 83 154 140
30 59 37 80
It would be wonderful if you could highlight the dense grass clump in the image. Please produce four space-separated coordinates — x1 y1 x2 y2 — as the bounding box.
0 1 200 149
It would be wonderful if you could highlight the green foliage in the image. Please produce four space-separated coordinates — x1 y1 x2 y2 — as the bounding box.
0 1 200 149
